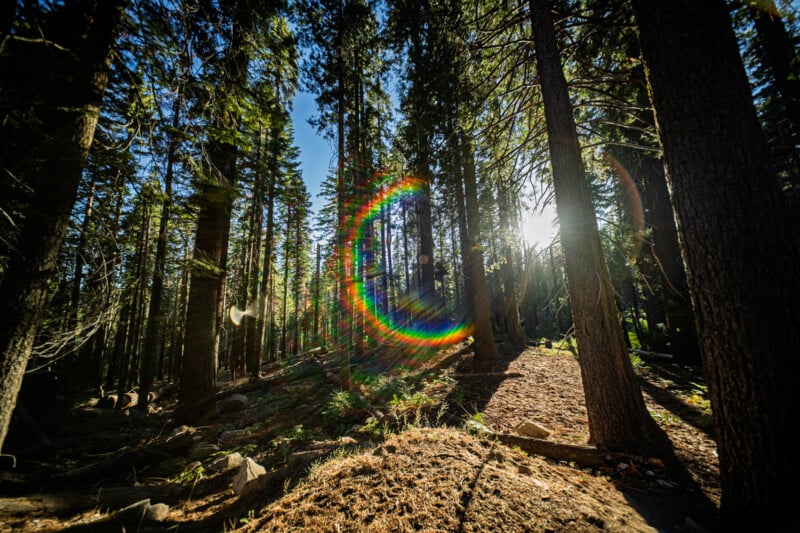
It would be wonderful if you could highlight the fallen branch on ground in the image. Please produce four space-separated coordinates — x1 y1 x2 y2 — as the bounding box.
0 483 184 516
488 431 664 469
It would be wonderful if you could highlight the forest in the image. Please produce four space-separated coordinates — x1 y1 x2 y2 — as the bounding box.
0 0 798 531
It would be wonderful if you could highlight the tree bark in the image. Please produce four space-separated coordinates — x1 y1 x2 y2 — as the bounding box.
530 0 669 455
176 4 251 424
461 135 500 362
631 0 800 527
496 182 524 347
0 0 127 452
139 97 180 411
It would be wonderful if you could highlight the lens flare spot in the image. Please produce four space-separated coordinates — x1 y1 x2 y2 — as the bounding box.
342 174 472 347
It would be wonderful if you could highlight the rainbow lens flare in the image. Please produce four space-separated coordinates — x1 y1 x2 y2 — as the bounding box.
341 175 472 347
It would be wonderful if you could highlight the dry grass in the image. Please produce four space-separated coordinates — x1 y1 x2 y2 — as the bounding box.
246 427 655 532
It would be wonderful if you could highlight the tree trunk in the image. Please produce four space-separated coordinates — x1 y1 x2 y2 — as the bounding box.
496 182 524 347
631 0 800 526
461 135 500 363
139 97 180 411
70 173 98 327
176 2 251 422
530 0 669 455
638 156 699 363
0 0 126 452
416 155 437 303
255 150 277 373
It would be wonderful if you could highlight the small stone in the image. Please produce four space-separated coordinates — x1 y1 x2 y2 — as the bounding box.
208 452 244 473
515 419 550 439
145 503 170 522
219 393 248 414
464 419 490 435
115 499 149 521
188 442 220 461
618 462 630 470
517 464 532 475
218 429 248 446
656 479 679 489
582 467 593 474
645 470 655 477
232 457 266 495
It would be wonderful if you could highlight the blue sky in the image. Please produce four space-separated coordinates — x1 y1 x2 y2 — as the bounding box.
290 91 333 223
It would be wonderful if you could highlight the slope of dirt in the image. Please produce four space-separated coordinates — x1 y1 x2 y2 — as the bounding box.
0 344 720 532
248 427 657 532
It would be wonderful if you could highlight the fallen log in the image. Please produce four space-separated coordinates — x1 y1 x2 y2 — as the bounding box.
488 432 663 470
630 349 674 361
489 432 612 467
49 432 194 487
0 483 184 516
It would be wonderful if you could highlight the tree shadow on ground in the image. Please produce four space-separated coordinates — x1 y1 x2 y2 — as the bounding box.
442 342 526 424
636 362 714 437
442 343 720 532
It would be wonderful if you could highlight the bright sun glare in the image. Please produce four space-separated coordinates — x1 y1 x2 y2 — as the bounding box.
522 203 558 249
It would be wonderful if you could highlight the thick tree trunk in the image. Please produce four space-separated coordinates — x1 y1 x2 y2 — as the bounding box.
530 0 669 455
461 136 500 362
0 0 126 452
631 0 800 527
176 2 251 423
176 177 233 423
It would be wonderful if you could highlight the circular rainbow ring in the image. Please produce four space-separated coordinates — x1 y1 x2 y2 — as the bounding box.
341 175 472 347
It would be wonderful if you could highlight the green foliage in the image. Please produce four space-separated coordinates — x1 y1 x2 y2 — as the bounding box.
469 412 485 424
324 389 368 420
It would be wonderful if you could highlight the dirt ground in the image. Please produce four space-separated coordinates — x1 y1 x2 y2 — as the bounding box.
0 344 720 532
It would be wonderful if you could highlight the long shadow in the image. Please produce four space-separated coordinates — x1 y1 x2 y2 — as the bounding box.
442 345 720 531
441 343 526 424
636 362 715 437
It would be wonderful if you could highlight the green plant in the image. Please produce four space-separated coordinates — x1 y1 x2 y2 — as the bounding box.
239 509 255 524
361 415 392 439
470 412 485 424
324 389 367 419
173 462 205 499
287 424 312 442
629 353 645 370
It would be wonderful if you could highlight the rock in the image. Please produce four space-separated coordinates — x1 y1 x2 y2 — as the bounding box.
188 442 220 461
515 419 551 439
219 429 248 447
114 499 170 523
517 464 533 475
145 502 170 522
232 457 266 495
656 479 679 489
208 452 244 473
464 419 491 435
115 499 150 521
218 393 248 414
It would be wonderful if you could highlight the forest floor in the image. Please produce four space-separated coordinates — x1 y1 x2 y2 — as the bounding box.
0 342 720 532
